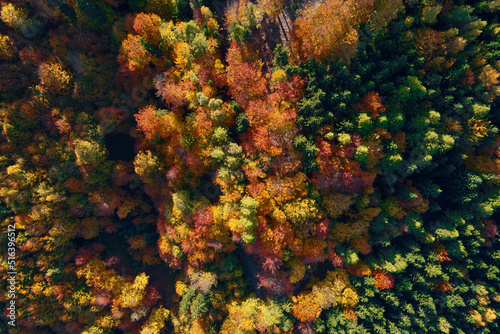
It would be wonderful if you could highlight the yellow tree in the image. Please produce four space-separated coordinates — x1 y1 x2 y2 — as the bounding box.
0 34 15 59
257 0 285 21
119 273 149 308
290 0 375 63
38 61 73 94
140 307 170 334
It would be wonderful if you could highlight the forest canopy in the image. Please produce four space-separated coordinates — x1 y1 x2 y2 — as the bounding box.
1 0 500 333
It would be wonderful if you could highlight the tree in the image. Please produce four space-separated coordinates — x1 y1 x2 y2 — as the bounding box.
133 150 164 185
0 34 15 59
145 0 176 20
133 13 162 45
189 270 218 294
225 297 261 332
140 307 170 334
0 3 40 35
257 0 285 21
369 0 403 30
38 61 73 94
354 91 385 119
190 292 209 319
290 0 375 63
226 41 268 107
293 292 322 323
74 139 107 167
120 273 149 308
371 270 395 290
118 34 152 72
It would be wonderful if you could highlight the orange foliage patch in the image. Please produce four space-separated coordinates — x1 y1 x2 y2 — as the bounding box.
290 0 375 63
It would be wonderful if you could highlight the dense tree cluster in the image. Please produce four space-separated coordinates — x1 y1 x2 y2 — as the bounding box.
1 0 500 333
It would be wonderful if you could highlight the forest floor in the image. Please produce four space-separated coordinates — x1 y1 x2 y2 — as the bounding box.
208 0 301 72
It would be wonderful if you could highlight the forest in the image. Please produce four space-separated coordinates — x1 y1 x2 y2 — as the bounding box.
1 0 500 333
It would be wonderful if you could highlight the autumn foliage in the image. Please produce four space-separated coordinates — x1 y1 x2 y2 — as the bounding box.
290 0 376 63
1 0 500 334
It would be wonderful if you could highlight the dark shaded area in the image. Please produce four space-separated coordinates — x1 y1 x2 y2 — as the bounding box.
99 232 139 277
236 244 264 299
105 133 136 162
193 172 223 203
71 236 89 249
96 223 178 307
144 264 178 308
173 0 193 22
